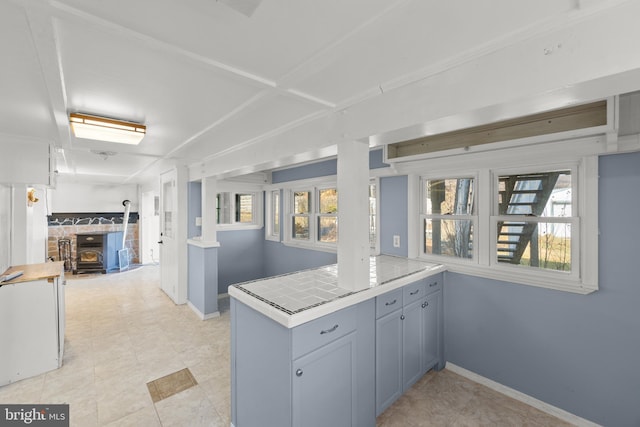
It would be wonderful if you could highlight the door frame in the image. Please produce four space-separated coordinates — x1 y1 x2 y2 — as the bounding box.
159 167 188 305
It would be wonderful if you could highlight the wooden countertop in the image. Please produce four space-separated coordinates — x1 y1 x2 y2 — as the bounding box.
1 262 64 285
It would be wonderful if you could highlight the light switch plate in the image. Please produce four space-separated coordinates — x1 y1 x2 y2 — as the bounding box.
195 217 202 226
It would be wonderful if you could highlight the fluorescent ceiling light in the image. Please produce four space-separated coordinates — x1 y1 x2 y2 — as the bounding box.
69 113 146 145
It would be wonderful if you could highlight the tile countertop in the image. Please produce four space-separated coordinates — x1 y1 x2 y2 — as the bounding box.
229 255 445 328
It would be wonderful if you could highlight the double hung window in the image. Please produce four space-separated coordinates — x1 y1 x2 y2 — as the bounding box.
287 186 338 249
417 158 596 293
420 177 476 260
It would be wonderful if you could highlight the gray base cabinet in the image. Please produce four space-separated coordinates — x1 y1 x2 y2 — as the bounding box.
231 272 444 426
231 298 375 427
375 273 444 416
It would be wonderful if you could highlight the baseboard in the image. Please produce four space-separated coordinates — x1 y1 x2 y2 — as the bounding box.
218 292 229 299
187 300 220 320
445 363 601 427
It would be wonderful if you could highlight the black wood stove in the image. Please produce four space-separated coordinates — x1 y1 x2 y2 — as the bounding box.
74 231 123 274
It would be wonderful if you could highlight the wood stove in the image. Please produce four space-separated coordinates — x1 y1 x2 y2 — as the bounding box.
74 231 123 274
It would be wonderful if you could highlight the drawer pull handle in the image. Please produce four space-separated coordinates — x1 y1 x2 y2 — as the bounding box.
296 369 303 377
409 289 420 296
385 299 397 306
429 282 438 287
320 324 339 335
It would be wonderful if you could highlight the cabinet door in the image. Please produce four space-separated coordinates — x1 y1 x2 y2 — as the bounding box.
402 299 423 391
375 309 402 416
292 332 356 427
422 290 440 372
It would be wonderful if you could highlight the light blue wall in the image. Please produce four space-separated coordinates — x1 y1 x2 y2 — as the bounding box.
187 181 202 238
444 151 640 427
379 175 408 257
271 149 388 183
187 244 218 316
217 229 266 293
263 240 337 278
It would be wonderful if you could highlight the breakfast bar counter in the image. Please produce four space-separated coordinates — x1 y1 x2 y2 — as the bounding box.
229 255 444 328
229 256 445 427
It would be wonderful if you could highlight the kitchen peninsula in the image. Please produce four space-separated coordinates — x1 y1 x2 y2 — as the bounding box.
0 262 65 386
229 255 445 427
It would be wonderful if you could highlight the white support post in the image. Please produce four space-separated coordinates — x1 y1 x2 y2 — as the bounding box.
337 140 370 291
201 176 218 244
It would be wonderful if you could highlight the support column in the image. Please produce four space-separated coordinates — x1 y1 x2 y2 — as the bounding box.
187 176 220 320
201 176 218 244
337 140 370 291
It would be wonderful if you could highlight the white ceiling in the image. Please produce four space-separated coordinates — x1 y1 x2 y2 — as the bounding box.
2 0 640 185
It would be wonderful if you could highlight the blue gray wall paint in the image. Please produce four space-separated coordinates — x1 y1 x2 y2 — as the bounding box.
379 175 408 257
369 148 389 169
187 244 219 316
444 151 640 427
217 229 266 293
272 158 337 183
263 240 337 278
187 181 202 238
271 149 389 183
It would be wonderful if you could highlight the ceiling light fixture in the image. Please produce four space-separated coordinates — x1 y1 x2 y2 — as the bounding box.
69 113 146 145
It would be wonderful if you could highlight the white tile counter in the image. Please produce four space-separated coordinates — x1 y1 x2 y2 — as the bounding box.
229 255 444 328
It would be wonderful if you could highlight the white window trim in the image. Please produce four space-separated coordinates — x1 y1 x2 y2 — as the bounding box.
216 190 264 231
282 180 339 253
370 177 381 256
413 156 598 295
265 189 281 242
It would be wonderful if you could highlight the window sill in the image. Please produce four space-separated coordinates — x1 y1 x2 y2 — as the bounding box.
442 261 597 295
217 224 264 232
282 240 337 254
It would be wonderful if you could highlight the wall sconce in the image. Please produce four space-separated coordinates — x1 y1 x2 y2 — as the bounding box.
27 188 39 207
69 113 146 145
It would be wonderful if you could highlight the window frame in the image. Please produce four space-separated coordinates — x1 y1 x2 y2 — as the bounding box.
283 181 339 253
216 190 264 231
489 164 579 281
265 189 281 242
419 173 479 264
414 155 598 294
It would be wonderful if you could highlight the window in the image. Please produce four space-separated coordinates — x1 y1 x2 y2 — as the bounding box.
318 188 338 243
265 189 281 241
421 177 476 260
292 190 311 240
286 185 338 249
416 157 597 293
369 181 378 252
216 191 262 229
493 170 574 273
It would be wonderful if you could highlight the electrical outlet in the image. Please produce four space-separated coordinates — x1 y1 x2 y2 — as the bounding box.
393 235 400 248
195 216 202 226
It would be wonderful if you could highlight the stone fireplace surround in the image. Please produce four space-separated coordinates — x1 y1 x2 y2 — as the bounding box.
47 212 139 272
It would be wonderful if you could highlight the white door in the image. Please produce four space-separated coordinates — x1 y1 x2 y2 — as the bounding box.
140 190 160 264
159 169 178 301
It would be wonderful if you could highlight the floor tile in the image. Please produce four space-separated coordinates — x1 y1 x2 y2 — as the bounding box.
0 265 578 427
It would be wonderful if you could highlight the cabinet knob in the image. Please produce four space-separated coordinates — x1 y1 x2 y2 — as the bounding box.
296 369 303 377
400 314 405 320
422 302 428 308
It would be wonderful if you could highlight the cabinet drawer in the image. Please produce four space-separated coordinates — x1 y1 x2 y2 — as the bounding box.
292 305 357 359
425 275 442 295
403 281 426 305
376 289 403 319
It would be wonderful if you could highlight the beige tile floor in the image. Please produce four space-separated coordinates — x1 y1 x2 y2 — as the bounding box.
0 265 573 426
